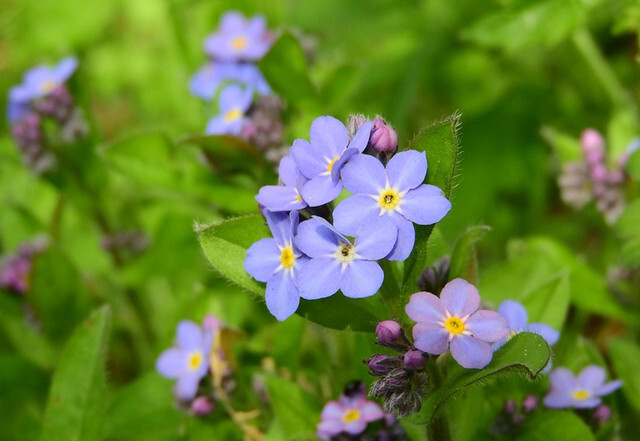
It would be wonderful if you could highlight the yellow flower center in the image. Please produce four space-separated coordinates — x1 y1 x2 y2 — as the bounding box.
231 36 248 50
327 156 340 173
378 188 401 211
280 247 295 269
224 108 243 123
296 193 302 202
445 317 465 334
41 80 56 93
572 389 590 401
343 409 360 423
335 243 356 264
188 352 203 370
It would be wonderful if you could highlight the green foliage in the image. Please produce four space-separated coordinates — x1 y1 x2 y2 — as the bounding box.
515 411 595 441
608 338 640 413
263 375 320 439
409 333 550 426
39 306 111 441
615 199 640 265
449 225 491 284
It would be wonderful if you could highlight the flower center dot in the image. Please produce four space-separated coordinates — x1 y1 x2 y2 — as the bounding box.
572 389 590 401
296 193 302 202
231 36 248 50
343 409 360 423
41 80 56 93
224 108 243 123
188 352 203 370
335 243 356 264
280 247 295 269
445 317 465 334
327 157 339 173
378 189 401 211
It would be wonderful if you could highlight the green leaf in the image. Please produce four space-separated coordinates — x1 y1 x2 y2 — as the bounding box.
515 411 595 441
608 338 640 413
607 108 639 160
401 113 461 301
259 31 317 106
626 147 640 181
521 273 570 330
39 305 111 441
615 199 640 265
263 375 320 439
462 0 599 54
197 215 269 296
540 126 583 163
449 225 491 284
296 294 387 333
409 332 550 426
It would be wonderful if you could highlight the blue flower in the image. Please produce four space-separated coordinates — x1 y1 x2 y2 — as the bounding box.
156 320 214 401
295 215 397 300
334 151 451 261
190 62 270 101
256 155 308 211
204 11 274 62
495 300 560 350
544 365 622 409
205 84 253 135
244 210 308 321
290 116 373 207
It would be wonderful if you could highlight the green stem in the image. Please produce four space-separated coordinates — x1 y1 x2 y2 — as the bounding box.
425 355 451 441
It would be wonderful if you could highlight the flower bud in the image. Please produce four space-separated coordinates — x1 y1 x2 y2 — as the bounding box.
375 320 403 345
522 394 538 413
580 129 605 160
418 256 451 294
403 349 426 371
191 396 215 415
366 354 398 376
592 404 611 424
370 117 398 154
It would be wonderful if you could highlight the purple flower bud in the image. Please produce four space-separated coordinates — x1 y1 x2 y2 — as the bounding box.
191 396 215 415
370 117 398 154
590 164 608 183
403 349 426 371
376 320 403 345
504 400 517 415
366 354 399 376
592 404 611 424
581 129 605 158
522 394 538 413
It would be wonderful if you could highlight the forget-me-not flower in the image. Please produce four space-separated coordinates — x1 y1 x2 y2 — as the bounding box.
544 365 622 409
204 11 273 62
495 300 560 350
295 215 397 300
244 210 308 321
205 84 253 136
316 386 385 440
156 320 214 401
334 150 451 261
290 116 373 206
190 62 270 101
405 278 509 369
256 155 308 211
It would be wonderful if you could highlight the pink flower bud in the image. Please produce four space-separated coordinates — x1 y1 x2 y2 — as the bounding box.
403 349 426 371
191 396 215 415
592 404 611 424
203 314 223 332
581 129 605 157
522 394 538 413
370 117 398 153
375 320 403 345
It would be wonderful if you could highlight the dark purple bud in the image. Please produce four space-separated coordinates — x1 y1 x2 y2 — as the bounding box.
522 394 538 413
343 380 366 399
366 354 398 376
592 405 611 424
403 349 426 371
370 117 398 154
376 320 403 345
190 396 215 415
504 400 517 415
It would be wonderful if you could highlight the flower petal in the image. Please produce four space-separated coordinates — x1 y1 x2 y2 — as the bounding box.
353 215 398 260
549 367 577 392
440 278 480 317
405 292 446 323
265 272 300 321
497 300 528 331
400 184 451 225
309 116 349 158
174 373 201 401
450 335 494 369
156 348 186 378
595 380 622 397
291 138 325 179
321 401 344 420
278 155 298 187
526 323 560 346
256 185 306 212
343 420 367 436
330 147 358 182
576 365 606 391
300 174 343 207
297 257 342 300
574 397 602 409
412 322 449 355
264 210 291 245
244 238 281 282
205 116 226 135
348 121 374 153
333 194 379 236
340 153 386 195
385 215 415 261
465 310 509 342
386 150 427 191
359 401 384 422
340 261 384 298
543 391 574 409
177 321 203 350
295 217 342 258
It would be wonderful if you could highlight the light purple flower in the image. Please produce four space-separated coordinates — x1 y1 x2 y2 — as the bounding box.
544 365 622 409
190 62 270 101
244 210 308 321
205 84 253 136
204 11 273 62
316 388 385 439
334 151 451 261
290 116 374 207
295 215 397 300
495 300 560 350
255 155 308 211
156 320 214 401
405 278 509 369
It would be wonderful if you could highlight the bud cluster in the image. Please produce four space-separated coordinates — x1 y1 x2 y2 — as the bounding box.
240 95 287 164
0 239 48 294
348 114 399 161
364 320 427 417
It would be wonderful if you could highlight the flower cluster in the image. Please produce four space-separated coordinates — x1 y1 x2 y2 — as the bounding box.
7 57 87 173
317 382 405 441
156 314 232 414
0 239 48 294
558 128 637 223
244 115 451 321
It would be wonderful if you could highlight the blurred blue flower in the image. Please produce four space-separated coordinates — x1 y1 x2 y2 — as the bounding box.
295 215 397 300
544 365 621 409
244 210 307 321
405 278 509 369
256 155 308 211
290 116 373 206
495 300 559 348
317 385 385 440
205 84 253 135
190 62 270 101
156 320 214 401
204 11 274 62
334 150 451 261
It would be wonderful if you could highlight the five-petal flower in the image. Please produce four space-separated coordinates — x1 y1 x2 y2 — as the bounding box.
205 84 253 136
204 11 273 62
544 365 622 409
255 155 308 211
316 387 385 440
